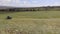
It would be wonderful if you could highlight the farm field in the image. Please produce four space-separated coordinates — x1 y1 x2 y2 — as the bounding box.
0 11 60 34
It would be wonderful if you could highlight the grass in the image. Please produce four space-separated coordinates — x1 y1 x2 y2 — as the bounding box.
1 11 60 19
0 11 60 34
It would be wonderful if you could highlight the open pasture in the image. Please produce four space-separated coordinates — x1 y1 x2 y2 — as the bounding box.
0 11 60 34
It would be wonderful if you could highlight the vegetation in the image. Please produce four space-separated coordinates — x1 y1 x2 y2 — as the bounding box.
0 11 60 34
0 6 60 11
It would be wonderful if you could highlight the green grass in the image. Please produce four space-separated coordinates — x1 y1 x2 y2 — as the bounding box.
0 11 60 34
0 11 60 19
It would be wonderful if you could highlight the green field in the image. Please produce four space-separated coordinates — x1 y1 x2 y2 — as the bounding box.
0 11 60 34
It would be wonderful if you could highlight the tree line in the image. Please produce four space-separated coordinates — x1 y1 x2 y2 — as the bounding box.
0 6 60 11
